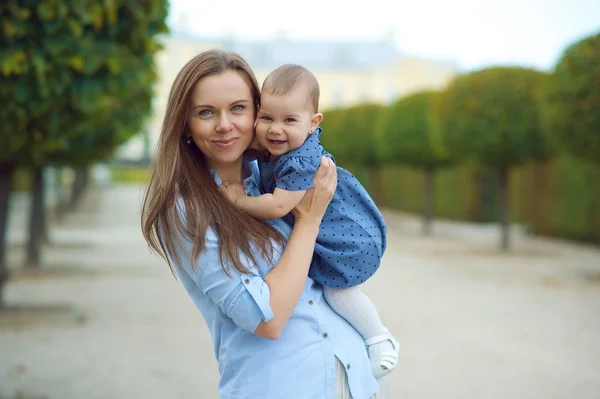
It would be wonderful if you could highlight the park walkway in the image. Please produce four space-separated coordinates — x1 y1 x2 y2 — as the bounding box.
1 184 599 399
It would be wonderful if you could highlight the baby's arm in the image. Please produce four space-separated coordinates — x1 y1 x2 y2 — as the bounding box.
236 188 306 219
221 182 305 220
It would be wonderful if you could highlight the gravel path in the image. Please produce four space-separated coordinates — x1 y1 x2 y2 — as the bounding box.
1 185 599 399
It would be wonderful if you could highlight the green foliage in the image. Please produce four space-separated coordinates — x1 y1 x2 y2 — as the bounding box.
109 165 149 184
0 1 168 166
319 107 347 161
541 32 600 165
333 103 385 166
47 70 157 166
381 164 476 220
377 90 451 169
435 67 550 168
380 157 600 244
12 168 31 192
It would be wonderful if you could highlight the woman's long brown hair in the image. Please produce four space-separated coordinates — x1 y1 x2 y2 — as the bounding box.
141 49 284 276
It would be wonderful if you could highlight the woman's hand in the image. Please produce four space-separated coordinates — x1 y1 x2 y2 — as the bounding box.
292 156 337 224
220 181 245 204
258 156 337 339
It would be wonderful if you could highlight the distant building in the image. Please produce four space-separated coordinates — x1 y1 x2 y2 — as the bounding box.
116 31 457 161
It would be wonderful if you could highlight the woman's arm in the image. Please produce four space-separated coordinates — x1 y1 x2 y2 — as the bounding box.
178 157 336 340
255 156 337 339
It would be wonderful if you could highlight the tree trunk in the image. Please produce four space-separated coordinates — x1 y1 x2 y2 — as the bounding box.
54 167 68 223
422 168 435 236
26 166 45 267
586 166 600 243
69 166 89 211
69 168 83 210
368 165 384 206
531 160 551 235
481 168 498 223
0 163 14 308
498 167 511 251
82 165 90 188
41 168 50 245
469 167 486 222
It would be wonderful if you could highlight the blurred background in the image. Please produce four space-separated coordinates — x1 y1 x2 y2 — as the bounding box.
1 1 599 398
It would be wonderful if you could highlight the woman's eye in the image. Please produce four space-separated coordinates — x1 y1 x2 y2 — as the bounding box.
232 104 245 111
199 109 212 116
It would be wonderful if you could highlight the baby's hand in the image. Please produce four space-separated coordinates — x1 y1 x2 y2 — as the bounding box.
220 181 246 204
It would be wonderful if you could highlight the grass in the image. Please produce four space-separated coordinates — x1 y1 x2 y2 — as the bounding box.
108 165 150 184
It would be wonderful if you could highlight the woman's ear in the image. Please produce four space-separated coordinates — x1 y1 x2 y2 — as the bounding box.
310 113 323 133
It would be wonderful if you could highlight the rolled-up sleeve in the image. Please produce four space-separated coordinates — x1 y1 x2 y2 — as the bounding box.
177 226 274 333
228 274 274 331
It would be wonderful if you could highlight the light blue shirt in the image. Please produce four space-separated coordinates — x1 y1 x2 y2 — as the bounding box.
171 160 379 399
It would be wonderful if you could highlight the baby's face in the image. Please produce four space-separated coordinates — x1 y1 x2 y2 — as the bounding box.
255 88 316 158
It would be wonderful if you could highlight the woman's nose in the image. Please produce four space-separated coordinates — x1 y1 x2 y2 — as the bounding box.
216 113 233 132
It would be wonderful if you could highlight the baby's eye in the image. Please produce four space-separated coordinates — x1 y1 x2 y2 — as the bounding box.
260 116 272 121
232 104 245 111
284 118 296 123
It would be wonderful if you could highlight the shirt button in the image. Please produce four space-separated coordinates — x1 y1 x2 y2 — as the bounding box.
308 300 314 305
244 278 250 284
322 333 328 339
346 364 351 369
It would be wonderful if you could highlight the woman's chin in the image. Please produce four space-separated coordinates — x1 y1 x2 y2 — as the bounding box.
221 148 250 165
206 138 254 166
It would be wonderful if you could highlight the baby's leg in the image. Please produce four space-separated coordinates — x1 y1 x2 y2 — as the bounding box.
323 286 399 378
324 285 384 338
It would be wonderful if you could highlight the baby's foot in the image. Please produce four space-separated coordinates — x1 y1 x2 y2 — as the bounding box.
366 329 399 379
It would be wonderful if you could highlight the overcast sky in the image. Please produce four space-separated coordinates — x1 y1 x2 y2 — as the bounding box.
168 0 599 71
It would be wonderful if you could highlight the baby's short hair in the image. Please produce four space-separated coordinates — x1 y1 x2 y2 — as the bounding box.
261 64 320 113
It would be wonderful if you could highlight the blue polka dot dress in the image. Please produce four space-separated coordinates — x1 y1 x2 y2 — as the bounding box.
258 127 387 289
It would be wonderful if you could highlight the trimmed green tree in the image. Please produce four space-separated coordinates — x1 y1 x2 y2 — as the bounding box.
541 32 600 241
319 107 347 160
377 91 452 235
333 104 386 203
435 67 550 250
541 32 600 165
0 1 167 303
48 65 158 209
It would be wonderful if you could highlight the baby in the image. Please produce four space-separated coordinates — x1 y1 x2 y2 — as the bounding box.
222 64 399 378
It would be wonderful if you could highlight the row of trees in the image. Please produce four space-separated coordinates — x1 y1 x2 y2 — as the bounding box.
0 2 169 306
321 32 599 250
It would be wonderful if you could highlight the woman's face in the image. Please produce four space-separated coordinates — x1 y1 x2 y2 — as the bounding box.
187 70 255 171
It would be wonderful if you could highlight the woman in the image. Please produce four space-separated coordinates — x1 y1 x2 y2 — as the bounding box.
141 49 384 399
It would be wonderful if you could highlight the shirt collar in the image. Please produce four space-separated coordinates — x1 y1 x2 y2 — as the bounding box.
209 156 255 186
